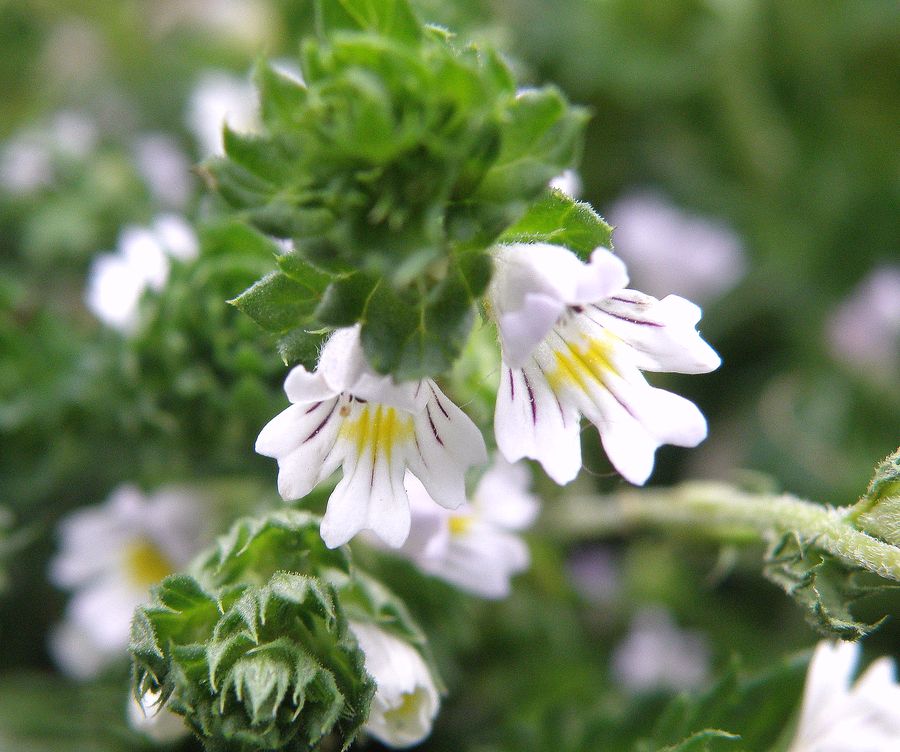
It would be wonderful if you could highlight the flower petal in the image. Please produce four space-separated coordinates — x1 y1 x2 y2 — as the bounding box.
473 457 540 530
588 292 720 374
494 363 582 485
256 399 343 500
491 244 629 365
407 382 487 509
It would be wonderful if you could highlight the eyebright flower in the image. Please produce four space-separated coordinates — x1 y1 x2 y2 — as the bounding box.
84 214 198 332
392 456 539 598
788 639 900 752
48 485 208 679
606 192 746 303
256 326 487 549
490 243 720 486
350 621 440 749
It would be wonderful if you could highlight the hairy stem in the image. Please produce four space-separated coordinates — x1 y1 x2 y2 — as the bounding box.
549 481 900 581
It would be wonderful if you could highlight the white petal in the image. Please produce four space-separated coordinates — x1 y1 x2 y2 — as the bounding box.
350 621 439 748
407 382 486 509
128 690 189 743
498 292 565 368
794 640 858 740
256 399 343 500
589 292 720 374
473 457 540 530
318 326 426 410
491 244 628 364
423 525 530 599
494 363 583 485
283 364 337 403
320 456 375 549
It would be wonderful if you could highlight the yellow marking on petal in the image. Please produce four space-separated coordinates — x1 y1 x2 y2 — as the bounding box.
448 514 473 537
384 688 427 729
340 404 415 466
546 333 617 394
124 539 174 589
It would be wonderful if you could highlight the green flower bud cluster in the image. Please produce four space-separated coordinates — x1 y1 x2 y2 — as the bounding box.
130 509 432 751
211 0 590 379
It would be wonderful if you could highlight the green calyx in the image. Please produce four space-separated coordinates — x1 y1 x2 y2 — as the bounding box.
209 0 589 379
130 509 434 751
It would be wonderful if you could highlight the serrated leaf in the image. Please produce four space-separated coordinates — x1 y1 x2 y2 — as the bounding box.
316 273 379 326
656 729 740 752
499 189 613 260
360 264 477 379
198 510 351 591
277 327 328 369
476 88 589 202
255 59 308 129
315 0 422 43
850 448 900 546
229 271 328 333
762 532 893 639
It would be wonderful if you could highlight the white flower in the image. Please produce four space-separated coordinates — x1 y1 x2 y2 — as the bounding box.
826 265 900 386
606 192 746 303
549 169 582 198
256 326 487 549
186 70 259 157
133 133 193 209
84 214 198 332
611 607 710 693
491 243 720 486
350 621 440 749
393 457 538 598
48 485 207 680
788 640 900 752
127 688 189 744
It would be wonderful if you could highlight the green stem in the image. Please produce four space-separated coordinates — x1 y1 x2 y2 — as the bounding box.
548 481 900 582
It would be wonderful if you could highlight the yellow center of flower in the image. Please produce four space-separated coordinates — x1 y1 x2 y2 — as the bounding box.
124 539 175 589
340 404 415 464
546 333 617 393
383 688 426 730
448 514 473 537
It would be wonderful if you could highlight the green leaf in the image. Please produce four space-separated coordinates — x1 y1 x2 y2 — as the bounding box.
762 532 894 639
643 655 807 752
255 59 308 129
276 327 328 369
229 270 329 333
476 87 589 202
360 259 479 379
196 509 351 590
656 730 740 752
499 189 614 260
315 273 379 326
315 0 422 43
849 448 900 546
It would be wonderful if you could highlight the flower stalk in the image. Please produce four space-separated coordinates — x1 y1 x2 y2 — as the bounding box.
548 481 900 581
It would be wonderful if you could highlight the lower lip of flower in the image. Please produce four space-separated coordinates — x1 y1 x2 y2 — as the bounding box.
124 538 175 589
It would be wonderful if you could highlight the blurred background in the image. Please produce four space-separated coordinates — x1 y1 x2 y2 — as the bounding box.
0 1 897 750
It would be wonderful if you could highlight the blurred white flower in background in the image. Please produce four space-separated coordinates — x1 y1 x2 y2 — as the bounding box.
84 214 198 332
391 456 539 598
48 485 209 679
186 70 259 157
826 265 900 386
611 607 710 693
606 192 746 303
350 621 441 749
132 133 193 209
550 169 582 198
788 640 900 752
152 0 276 50
0 110 98 196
